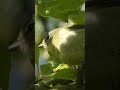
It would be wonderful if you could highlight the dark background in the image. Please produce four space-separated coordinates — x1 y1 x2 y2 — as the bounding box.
86 1 120 90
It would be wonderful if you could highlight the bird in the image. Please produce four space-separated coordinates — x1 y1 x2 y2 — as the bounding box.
8 18 35 90
0 0 34 90
39 24 85 66
39 24 85 89
0 0 34 89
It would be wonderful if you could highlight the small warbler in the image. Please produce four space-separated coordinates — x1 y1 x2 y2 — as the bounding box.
39 24 85 65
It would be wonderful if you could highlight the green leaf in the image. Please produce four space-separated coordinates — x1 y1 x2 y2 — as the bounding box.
53 68 77 81
35 0 39 4
36 0 84 22
68 11 85 25
37 6 68 21
40 64 54 75
53 64 69 72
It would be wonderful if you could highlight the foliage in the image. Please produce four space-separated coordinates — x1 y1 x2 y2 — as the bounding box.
35 0 85 89
35 0 85 24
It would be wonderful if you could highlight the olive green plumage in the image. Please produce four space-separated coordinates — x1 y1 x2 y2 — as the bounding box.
40 24 85 65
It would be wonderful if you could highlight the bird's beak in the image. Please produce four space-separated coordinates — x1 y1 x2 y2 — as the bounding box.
38 43 44 48
8 40 21 50
38 39 47 49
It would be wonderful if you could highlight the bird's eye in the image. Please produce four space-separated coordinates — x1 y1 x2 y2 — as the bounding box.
28 22 34 31
23 19 34 35
45 35 50 41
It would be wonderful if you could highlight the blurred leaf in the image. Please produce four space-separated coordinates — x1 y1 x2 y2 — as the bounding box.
35 84 49 90
53 68 77 81
36 0 84 22
68 11 85 25
35 0 39 4
53 64 69 72
40 64 54 75
35 44 40 65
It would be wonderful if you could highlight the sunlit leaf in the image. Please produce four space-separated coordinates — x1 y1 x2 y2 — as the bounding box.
40 64 54 75
53 64 69 72
53 68 77 81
